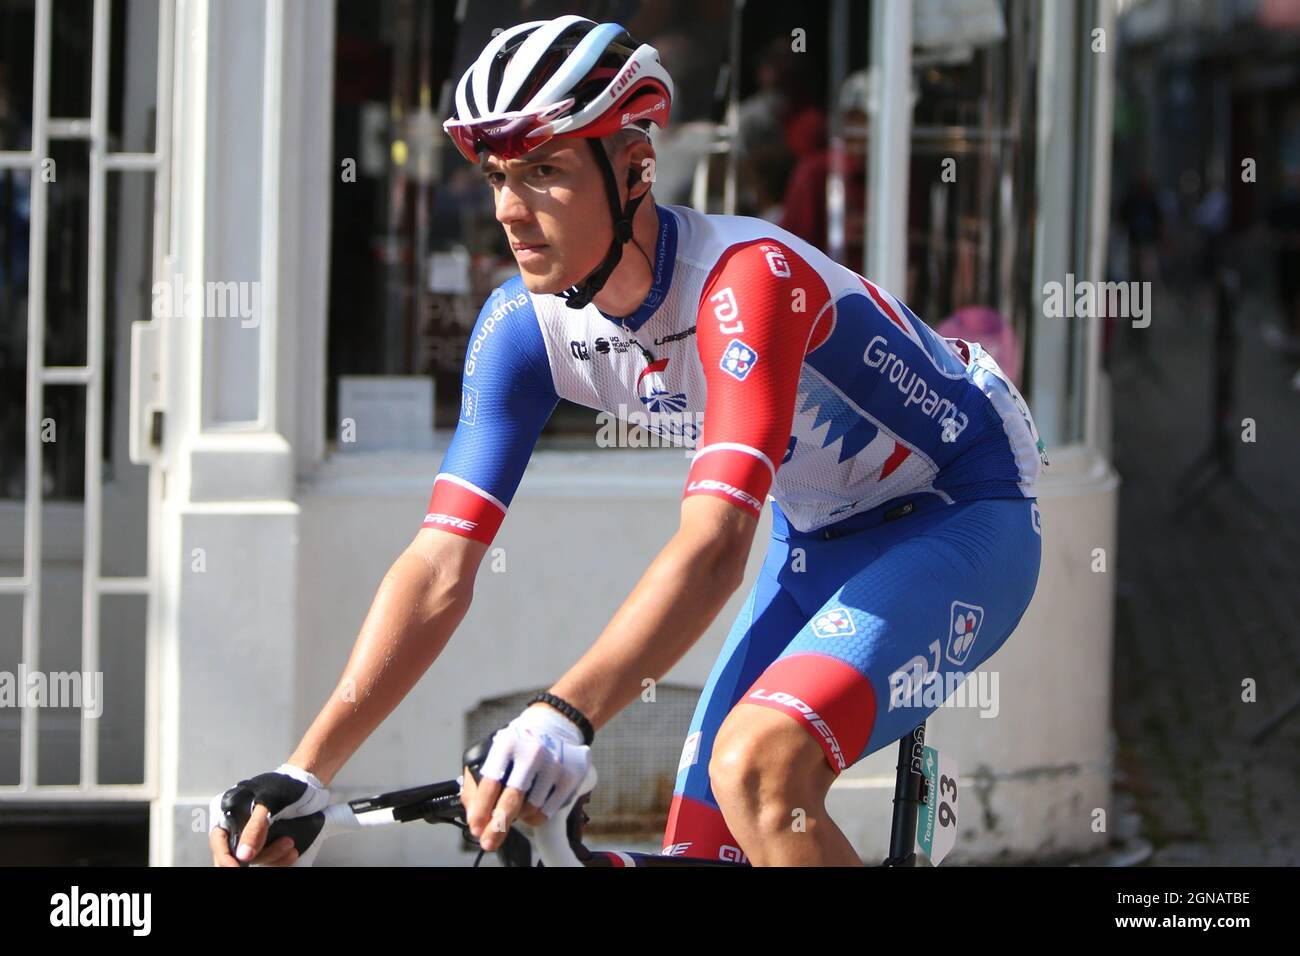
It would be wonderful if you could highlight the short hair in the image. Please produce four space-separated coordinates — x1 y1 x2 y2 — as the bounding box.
601 124 652 162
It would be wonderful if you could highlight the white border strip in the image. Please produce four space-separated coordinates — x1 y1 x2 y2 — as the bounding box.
434 472 508 514
690 442 776 483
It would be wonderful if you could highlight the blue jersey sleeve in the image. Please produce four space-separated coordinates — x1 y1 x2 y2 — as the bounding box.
421 276 558 542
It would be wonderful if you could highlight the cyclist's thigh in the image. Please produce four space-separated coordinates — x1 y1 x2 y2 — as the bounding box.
739 497 1043 772
663 541 807 861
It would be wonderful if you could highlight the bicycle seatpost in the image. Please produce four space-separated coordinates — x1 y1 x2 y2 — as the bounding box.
882 722 928 867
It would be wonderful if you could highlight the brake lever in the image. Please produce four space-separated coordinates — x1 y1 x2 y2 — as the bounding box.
518 765 597 867
459 733 596 867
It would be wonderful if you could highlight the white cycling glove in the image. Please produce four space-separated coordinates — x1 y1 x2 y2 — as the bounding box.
210 763 333 866
479 705 592 818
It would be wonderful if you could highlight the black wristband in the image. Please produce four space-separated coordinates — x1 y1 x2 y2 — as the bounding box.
527 692 595 745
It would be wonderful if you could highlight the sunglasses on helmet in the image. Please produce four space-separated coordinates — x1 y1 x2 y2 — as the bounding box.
442 97 577 164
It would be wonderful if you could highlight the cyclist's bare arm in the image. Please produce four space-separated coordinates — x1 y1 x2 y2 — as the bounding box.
211 527 485 865
465 495 754 848
286 527 486 783
548 494 755 727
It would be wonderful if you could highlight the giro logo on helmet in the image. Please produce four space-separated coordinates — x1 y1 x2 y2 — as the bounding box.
611 60 641 98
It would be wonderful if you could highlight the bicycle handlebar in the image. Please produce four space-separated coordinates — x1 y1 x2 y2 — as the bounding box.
223 734 594 866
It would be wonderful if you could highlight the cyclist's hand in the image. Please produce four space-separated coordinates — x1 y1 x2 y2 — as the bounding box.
209 764 331 866
459 763 544 830
209 808 300 867
466 704 590 853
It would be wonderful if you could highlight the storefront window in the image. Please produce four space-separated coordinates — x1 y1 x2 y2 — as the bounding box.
904 0 1040 391
327 0 733 447
326 0 1101 453
735 1 873 271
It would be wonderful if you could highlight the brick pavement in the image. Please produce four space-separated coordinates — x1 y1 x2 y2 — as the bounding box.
1109 276 1300 866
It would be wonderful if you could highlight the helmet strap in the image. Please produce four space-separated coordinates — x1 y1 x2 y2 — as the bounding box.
556 138 649 310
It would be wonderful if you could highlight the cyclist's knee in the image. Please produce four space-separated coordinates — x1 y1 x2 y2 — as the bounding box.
709 705 830 818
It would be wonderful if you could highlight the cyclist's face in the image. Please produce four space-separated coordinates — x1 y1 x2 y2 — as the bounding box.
483 140 619 292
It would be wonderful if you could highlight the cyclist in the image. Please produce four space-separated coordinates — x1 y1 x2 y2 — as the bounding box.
211 15 1046 867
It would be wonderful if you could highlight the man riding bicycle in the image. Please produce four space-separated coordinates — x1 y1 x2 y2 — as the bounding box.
211 15 1046 868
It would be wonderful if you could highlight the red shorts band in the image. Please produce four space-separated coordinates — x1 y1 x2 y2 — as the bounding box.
662 793 750 864
740 652 876 774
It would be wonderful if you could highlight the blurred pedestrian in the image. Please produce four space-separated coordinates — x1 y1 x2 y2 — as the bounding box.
780 70 871 267
735 36 818 220
1264 166 1300 365
1118 171 1164 289
1117 171 1164 369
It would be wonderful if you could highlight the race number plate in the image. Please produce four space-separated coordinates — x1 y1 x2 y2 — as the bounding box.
916 745 958 865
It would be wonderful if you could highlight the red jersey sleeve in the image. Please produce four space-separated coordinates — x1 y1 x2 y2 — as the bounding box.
685 239 833 517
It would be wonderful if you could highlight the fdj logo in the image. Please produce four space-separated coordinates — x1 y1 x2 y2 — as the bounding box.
720 339 759 381
812 608 855 638
946 601 983 665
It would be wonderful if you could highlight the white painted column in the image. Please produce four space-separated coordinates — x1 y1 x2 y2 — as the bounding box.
1029 0 1079 449
151 0 336 865
866 0 913 291
1086 0 1117 456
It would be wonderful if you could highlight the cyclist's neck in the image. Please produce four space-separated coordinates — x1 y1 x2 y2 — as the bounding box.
590 199 661 320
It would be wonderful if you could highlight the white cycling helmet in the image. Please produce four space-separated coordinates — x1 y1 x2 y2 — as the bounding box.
444 15 675 309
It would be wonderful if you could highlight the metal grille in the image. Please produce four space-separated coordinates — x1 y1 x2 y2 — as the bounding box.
465 684 700 842
0 0 172 799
